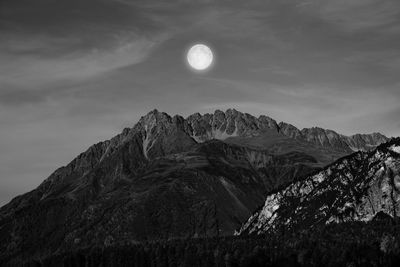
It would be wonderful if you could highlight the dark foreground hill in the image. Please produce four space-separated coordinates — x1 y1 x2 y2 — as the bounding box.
0 109 388 264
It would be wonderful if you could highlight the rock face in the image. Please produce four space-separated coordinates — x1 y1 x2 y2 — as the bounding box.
345 133 389 151
0 109 389 264
238 138 400 235
184 109 388 153
185 109 279 142
279 124 388 153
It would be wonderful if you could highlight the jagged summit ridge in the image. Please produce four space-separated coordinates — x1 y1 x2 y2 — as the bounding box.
136 108 388 153
185 109 279 142
97 108 388 162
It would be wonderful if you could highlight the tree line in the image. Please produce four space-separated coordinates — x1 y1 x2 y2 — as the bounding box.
10 220 400 267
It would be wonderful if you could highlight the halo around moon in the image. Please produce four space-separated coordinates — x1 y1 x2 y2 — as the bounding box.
187 44 213 71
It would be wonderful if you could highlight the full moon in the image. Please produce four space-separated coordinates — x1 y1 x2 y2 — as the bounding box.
187 44 213 71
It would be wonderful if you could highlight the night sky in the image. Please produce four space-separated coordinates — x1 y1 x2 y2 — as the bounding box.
1 0 400 206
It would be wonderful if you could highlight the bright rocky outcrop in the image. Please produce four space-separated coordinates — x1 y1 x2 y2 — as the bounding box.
238 138 400 235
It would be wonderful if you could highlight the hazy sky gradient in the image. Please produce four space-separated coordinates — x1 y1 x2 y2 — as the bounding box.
1 0 400 206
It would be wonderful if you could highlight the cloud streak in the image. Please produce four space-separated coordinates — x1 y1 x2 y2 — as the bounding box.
0 34 166 89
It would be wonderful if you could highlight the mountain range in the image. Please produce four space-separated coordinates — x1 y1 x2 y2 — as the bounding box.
0 109 390 264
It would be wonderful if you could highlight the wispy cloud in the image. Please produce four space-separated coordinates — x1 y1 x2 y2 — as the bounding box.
0 34 167 87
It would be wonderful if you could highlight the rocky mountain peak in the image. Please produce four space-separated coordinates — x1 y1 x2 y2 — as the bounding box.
137 110 193 160
258 115 279 131
300 127 350 151
346 132 389 151
138 109 172 129
278 122 302 139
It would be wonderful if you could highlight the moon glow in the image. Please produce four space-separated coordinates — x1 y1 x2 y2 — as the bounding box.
187 44 213 71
